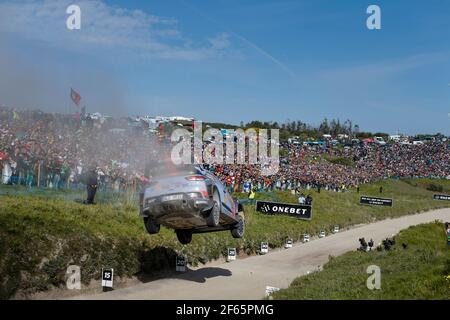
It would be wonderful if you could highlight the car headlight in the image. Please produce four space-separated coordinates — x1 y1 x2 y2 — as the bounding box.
187 192 202 199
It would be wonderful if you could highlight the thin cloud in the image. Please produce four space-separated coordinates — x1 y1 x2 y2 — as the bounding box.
179 0 297 79
319 52 449 81
0 0 231 60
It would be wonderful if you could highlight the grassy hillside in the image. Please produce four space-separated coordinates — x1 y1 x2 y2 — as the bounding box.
0 179 449 299
272 222 450 300
402 178 450 194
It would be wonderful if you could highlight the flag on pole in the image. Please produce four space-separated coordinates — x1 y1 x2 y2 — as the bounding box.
70 88 81 106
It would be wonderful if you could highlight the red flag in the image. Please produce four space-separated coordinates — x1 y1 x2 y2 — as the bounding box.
70 88 81 106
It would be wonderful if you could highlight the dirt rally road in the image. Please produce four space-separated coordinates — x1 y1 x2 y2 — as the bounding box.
71 208 450 300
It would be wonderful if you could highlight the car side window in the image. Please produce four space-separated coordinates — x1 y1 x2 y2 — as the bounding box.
205 171 216 181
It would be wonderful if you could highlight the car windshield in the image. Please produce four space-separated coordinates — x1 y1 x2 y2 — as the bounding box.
145 162 198 178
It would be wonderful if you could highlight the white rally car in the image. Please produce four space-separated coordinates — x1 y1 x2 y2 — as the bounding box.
139 161 245 244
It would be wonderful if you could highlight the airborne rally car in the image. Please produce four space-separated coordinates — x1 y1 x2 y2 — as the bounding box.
139 161 245 244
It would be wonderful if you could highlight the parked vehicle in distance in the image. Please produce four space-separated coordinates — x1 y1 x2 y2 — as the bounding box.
139 160 245 244
319 229 326 238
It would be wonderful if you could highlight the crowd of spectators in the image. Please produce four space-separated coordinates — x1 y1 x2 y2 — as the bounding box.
1 108 449 193
0 108 161 191
210 141 450 193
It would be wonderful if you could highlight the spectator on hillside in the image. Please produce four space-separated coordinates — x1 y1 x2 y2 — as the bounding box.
298 193 306 205
84 167 98 205
368 239 374 250
359 238 368 251
248 189 255 204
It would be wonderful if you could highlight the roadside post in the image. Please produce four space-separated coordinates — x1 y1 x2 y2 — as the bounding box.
101 268 114 291
227 248 236 262
176 255 186 272
333 225 340 233
265 286 280 298
261 242 269 254
285 238 293 249
302 233 310 243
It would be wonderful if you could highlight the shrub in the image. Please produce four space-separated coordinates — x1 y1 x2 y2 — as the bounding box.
426 183 443 192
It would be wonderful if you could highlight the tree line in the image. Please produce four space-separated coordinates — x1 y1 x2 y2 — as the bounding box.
239 118 388 141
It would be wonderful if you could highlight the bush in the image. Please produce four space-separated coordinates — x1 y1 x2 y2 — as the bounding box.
426 183 443 192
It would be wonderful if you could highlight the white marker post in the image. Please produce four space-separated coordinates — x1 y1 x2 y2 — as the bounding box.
285 238 293 249
261 242 269 254
265 286 280 297
303 234 310 243
176 256 186 272
101 268 114 290
227 248 236 262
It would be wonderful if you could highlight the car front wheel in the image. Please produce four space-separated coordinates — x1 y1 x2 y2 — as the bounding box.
144 217 160 234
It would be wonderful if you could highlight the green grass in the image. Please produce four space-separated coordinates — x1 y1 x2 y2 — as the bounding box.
0 179 449 298
272 222 450 300
242 179 450 243
402 178 450 195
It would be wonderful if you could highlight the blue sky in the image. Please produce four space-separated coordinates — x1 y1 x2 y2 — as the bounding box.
0 0 449 134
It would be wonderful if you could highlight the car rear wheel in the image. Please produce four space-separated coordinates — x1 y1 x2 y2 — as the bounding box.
206 190 221 227
144 217 160 234
231 215 245 238
176 229 193 245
